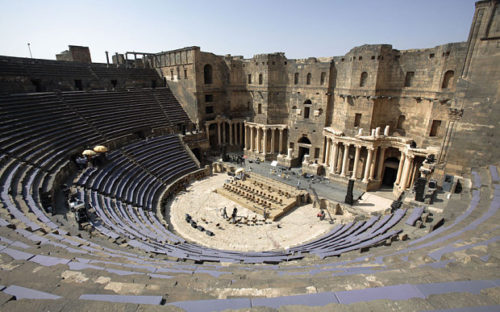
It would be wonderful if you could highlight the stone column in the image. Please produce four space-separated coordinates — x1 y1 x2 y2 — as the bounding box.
407 158 416 188
341 143 350 177
244 125 248 150
205 123 210 141
376 147 386 180
217 121 221 146
262 128 267 154
351 145 361 179
395 151 405 185
336 145 343 174
271 128 276 154
250 126 254 151
330 141 339 174
279 129 284 154
324 138 331 165
239 122 243 146
399 154 414 191
362 147 374 183
222 122 226 144
256 127 261 153
369 147 376 180
228 122 233 146
287 147 293 159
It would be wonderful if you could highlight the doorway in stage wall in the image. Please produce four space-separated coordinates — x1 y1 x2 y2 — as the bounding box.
297 136 312 165
208 124 218 147
382 157 399 187
298 147 309 164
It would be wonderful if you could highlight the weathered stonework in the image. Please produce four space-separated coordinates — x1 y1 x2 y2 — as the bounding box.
142 1 499 194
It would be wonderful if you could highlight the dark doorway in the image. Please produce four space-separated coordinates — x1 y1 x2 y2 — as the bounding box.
382 167 397 186
209 124 218 147
151 80 157 89
31 79 42 92
298 147 309 164
297 136 311 165
191 148 201 162
74 79 83 91
111 80 117 88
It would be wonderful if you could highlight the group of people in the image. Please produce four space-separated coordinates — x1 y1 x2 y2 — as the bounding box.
221 206 238 224
221 206 269 225
73 152 108 169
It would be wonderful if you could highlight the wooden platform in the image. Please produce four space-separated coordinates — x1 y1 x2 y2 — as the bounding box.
215 173 308 220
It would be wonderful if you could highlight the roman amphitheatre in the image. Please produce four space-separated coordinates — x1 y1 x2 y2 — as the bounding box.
0 1 498 311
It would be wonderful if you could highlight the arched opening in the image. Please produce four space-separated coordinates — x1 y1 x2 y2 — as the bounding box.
259 73 263 85
320 72 326 85
203 64 212 84
294 73 299 84
382 157 400 187
441 70 454 89
360 72 368 87
258 103 262 114
304 99 312 104
306 73 311 85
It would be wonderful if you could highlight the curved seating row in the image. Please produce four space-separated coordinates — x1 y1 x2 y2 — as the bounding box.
0 158 497 310
72 133 408 263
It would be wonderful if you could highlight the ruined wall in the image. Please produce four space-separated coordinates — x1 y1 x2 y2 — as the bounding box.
285 58 332 160
147 0 499 173
0 55 162 94
155 47 199 125
242 54 271 124
226 57 253 119
446 0 500 173
196 51 231 125
56 45 92 63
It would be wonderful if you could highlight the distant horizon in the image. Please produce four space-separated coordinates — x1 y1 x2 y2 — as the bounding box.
0 0 477 62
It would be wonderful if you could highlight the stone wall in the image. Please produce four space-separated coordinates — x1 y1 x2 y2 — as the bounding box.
146 0 498 179
0 55 163 94
445 0 500 174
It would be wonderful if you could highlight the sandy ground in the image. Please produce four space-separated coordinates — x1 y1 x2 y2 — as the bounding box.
169 174 356 252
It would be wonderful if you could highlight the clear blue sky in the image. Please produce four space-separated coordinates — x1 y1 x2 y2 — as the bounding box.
0 0 477 63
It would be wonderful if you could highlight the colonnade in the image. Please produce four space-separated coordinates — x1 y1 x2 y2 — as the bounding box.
244 123 287 155
322 137 416 190
205 119 245 147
